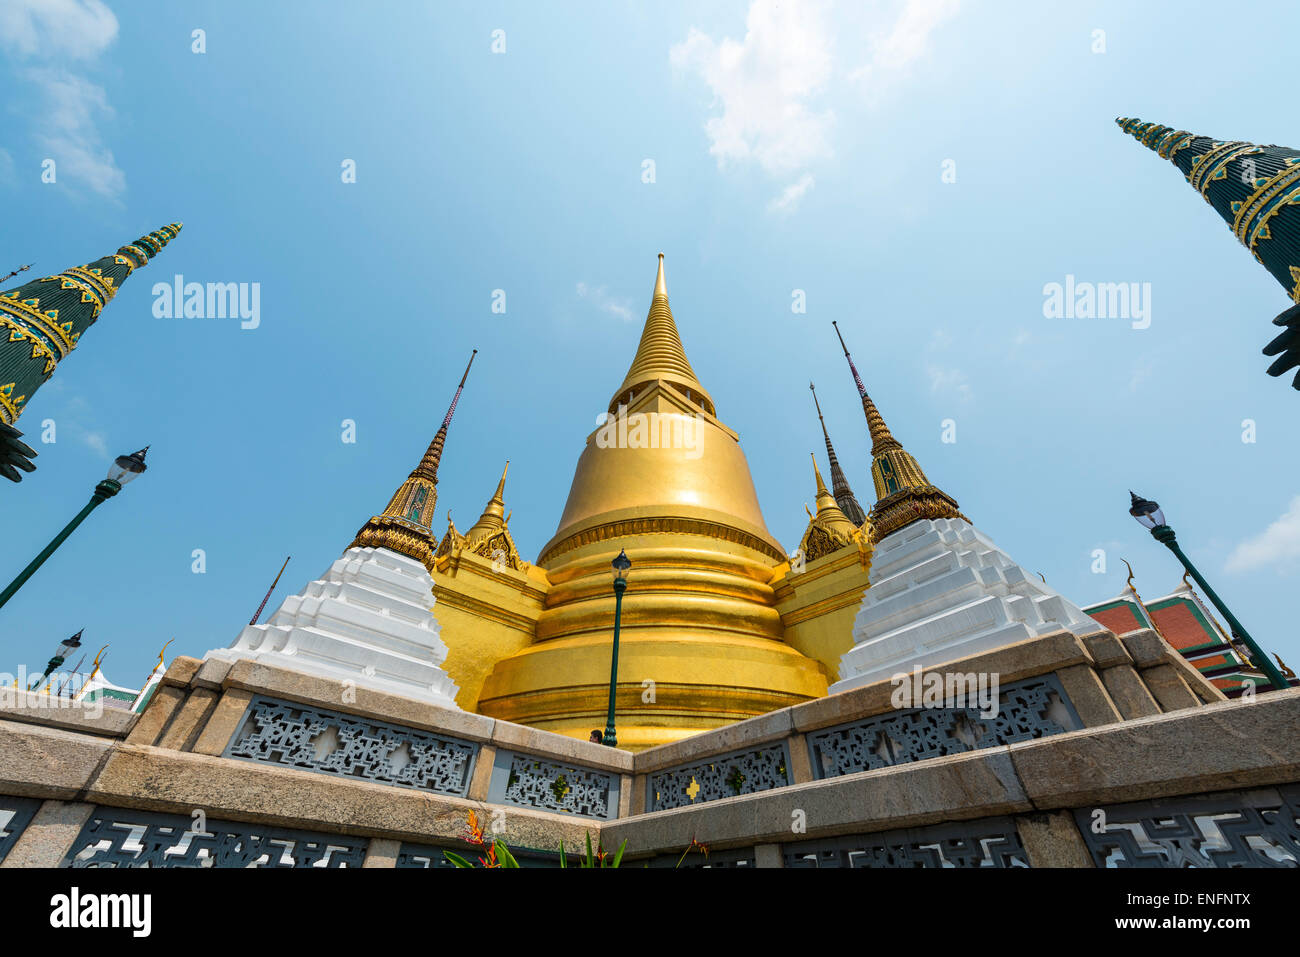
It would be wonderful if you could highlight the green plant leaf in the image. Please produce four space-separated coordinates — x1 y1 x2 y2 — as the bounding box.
494 840 520 868
612 838 627 868
585 831 595 868
443 850 474 868
559 841 567 869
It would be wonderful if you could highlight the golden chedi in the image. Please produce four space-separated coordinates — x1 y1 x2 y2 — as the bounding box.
473 256 831 748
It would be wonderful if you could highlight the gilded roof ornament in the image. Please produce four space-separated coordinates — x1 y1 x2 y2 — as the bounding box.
351 349 477 569
611 254 714 415
435 462 527 571
831 321 964 541
809 381 867 526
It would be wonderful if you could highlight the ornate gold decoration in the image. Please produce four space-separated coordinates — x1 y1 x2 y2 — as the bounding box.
610 254 714 416
471 256 827 749
798 454 864 562
435 462 528 571
351 350 477 569
831 322 964 542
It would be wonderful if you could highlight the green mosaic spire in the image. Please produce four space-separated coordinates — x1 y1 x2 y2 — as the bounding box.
1117 118 1300 388
0 223 182 424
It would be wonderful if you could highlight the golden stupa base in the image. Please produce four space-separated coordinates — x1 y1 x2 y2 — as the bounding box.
477 631 828 751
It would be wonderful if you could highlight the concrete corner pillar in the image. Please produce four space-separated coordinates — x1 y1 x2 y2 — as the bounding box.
754 844 784 868
362 837 402 868
0 800 94 869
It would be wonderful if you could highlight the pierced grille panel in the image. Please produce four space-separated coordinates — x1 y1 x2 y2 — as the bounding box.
224 695 478 797
808 674 1079 779
62 808 366 868
0 796 40 864
647 743 791 812
647 848 756 868
784 819 1029 868
494 752 616 820
1076 785 1300 868
396 841 565 868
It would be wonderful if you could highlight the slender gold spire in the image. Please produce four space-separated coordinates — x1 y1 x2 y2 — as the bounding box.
351 349 477 568
809 381 867 525
798 453 861 561
831 322 964 540
436 460 525 570
466 461 509 540
612 254 714 414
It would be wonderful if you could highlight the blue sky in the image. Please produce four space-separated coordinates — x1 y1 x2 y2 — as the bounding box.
2 0 1298 686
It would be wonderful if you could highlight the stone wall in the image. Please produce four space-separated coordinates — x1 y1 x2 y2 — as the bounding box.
1 626 1295 868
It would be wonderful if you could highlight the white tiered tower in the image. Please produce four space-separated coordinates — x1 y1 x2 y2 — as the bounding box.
826 324 1099 694
831 517 1099 693
208 546 459 707
207 352 480 709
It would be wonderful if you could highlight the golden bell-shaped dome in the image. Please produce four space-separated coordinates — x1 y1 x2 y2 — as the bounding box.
475 256 828 749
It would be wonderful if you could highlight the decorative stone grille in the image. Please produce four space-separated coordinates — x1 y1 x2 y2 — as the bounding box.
62 808 367 868
0 796 40 864
224 695 478 797
1075 785 1300 868
492 751 617 820
807 674 1080 779
647 743 791 812
397 841 565 868
783 818 1030 868
648 847 756 868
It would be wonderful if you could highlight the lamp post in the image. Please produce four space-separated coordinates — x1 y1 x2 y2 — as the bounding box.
1128 491 1289 691
30 628 82 692
602 549 632 747
0 448 149 611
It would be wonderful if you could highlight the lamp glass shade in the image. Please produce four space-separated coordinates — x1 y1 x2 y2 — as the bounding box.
55 631 83 659
108 448 148 485
611 549 632 584
1128 492 1166 530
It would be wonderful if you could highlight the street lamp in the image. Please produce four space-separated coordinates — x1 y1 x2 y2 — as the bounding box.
1128 491 1289 691
0 447 149 611
602 549 632 747
31 628 83 691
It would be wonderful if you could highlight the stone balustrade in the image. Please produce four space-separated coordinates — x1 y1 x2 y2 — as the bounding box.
1 625 1295 868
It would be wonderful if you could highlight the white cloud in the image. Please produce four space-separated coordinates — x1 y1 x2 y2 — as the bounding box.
768 172 815 214
2 1 125 200
79 428 108 456
925 362 971 401
1225 497 1300 574
577 282 635 322
1128 356 1156 393
26 69 125 200
0 0 118 60
849 0 962 91
924 326 971 401
671 0 834 207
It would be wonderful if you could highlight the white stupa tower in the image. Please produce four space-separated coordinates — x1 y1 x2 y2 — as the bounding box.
828 325 1100 693
206 353 479 708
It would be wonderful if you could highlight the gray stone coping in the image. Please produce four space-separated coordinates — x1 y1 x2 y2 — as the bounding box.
0 692 138 738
